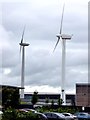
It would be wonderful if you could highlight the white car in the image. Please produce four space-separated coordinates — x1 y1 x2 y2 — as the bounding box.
23 108 37 113
18 108 37 113
44 112 66 120
0 111 3 114
62 113 78 120
0 111 3 119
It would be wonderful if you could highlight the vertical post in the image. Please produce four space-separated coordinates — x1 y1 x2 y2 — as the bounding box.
20 46 25 99
61 39 66 105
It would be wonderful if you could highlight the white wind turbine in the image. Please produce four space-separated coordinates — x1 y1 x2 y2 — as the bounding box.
53 4 72 105
19 27 29 99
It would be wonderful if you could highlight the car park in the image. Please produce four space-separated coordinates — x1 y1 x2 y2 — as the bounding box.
44 112 66 120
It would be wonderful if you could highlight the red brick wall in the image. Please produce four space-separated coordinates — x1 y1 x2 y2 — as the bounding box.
76 84 90 107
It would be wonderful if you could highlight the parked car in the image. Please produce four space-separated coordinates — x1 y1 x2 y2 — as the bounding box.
74 112 90 120
17 108 37 113
0 111 3 120
17 109 28 112
23 108 37 113
44 112 66 120
62 113 78 120
36 112 48 120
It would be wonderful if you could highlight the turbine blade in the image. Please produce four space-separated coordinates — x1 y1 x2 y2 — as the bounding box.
53 37 60 52
20 25 26 43
20 26 26 53
59 4 65 34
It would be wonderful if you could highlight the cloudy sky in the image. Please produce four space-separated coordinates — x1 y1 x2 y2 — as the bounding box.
0 0 89 94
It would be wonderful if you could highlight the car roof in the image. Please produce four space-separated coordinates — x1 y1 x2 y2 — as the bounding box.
76 112 89 115
0 111 3 114
44 112 65 118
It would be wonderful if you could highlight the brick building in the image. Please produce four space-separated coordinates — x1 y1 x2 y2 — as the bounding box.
76 83 90 107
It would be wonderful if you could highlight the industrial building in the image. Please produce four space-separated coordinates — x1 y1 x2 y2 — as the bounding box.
24 93 75 105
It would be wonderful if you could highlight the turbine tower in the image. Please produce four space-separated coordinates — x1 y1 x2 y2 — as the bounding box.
19 27 29 99
53 4 72 105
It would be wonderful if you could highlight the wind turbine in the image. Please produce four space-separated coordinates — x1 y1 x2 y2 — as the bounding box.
53 4 72 105
19 27 29 99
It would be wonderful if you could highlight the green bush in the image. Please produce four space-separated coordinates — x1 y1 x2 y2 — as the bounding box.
2 108 17 120
2 87 20 109
37 106 79 114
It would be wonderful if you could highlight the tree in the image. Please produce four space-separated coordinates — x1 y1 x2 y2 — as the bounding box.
51 99 54 106
31 91 38 106
45 97 49 104
2 87 20 109
58 98 63 106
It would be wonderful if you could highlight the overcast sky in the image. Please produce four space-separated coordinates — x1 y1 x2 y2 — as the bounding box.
0 0 89 94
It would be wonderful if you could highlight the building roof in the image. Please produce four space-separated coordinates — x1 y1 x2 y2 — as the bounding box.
25 92 60 95
24 92 75 96
76 83 90 87
0 85 24 89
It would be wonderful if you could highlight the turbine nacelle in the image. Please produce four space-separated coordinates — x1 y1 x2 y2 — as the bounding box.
56 34 72 40
19 43 29 46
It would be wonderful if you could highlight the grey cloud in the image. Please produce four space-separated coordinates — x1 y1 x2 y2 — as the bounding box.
2 2 87 43
2 47 20 68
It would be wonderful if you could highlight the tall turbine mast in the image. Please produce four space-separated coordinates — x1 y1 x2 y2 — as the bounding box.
19 27 29 99
53 4 72 105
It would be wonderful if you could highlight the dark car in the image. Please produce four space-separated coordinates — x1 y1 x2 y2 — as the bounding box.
36 112 48 120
